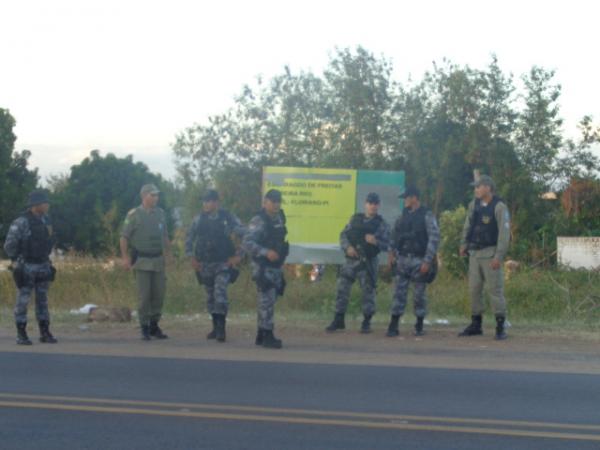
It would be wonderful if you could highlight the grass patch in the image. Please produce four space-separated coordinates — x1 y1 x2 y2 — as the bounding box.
1 257 599 331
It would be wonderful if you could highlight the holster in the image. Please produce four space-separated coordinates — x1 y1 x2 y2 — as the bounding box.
195 271 215 288
49 265 57 282
228 267 240 284
253 265 284 294
10 264 25 289
413 257 438 284
277 275 286 296
130 248 138 265
253 266 272 292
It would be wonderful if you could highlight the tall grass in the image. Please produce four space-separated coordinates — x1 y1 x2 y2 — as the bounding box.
1 257 599 328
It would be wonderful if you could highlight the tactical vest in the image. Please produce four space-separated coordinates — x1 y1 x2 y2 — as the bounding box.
130 207 165 255
347 213 382 259
395 207 429 257
467 196 501 249
257 209 289 268
194 210 236 263
22 212 53 263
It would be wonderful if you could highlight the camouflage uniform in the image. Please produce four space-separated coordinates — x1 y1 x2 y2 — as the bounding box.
4 213 55 325
185 210 245 316
390 208 440 318
243 210 288 332
334 215 390 316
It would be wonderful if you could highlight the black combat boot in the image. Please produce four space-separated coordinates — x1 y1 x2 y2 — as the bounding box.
495 315 508 340
141 325 151 341
149 320 168 339
325 313 345 332
16 322 32 346
262 329 282 349
215 314 226 343
360 314 373 334
386 315 400 337
206 314 217 340
255 328 264 346
414 316 425 336
38 320 58 344
458 315 483 337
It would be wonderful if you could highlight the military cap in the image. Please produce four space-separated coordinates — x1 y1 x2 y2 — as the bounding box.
264 189 282 202
202 189 220 202
471 175 496 191
399 186 420 199
27 190 50 207
140 184 160 196
366 192 380 204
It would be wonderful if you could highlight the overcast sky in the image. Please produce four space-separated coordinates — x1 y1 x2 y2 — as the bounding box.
1 0 598 181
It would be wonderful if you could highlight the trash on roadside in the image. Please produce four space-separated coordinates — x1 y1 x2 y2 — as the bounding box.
88 307 132 323
69 304 98 315
434 319 450 325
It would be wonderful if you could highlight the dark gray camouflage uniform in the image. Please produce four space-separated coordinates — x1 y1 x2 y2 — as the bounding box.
335 216 390 315
3 215 53 324
243 212 286 331
185 210 245 316
391 209 440 318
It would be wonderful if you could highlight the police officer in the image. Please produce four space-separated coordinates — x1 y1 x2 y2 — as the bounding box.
120 184 171 341
326 192 390 334
243 189 289 349
185 189 245 342
3 190 57 345
459 175 510 340
387 186 440 337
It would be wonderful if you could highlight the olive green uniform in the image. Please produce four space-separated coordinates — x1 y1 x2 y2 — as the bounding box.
461 199 510 316
121 206 168 326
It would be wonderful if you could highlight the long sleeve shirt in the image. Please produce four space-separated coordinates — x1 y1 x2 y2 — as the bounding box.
391 209 440 264
185 209 246 258
340 214 391 254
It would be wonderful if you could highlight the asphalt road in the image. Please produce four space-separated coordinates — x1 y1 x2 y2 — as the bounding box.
1 351 599 449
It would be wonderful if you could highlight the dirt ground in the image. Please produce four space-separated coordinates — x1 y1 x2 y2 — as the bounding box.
1 314 599 375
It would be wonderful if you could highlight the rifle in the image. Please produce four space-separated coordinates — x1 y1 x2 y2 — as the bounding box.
355 243 377 289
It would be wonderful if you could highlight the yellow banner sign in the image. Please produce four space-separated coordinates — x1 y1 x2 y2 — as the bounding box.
263 166 357 245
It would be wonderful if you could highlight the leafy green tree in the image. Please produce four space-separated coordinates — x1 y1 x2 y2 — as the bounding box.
51 151 174 255
320 46 398 169
516 67 563 188
171 48 599 263
213 165 262 222
0 108 39 245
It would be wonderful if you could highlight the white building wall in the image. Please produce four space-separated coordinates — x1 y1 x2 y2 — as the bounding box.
557 237 600 270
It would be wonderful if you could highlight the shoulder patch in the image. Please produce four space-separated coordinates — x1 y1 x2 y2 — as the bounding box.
248 215 264 231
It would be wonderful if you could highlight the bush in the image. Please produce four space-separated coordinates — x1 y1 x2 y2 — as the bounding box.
439 206 468 278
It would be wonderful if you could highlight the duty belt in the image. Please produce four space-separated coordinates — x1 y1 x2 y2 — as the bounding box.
468 244 493 251
24 257 49 264
398 252 424 258
137 251 163 258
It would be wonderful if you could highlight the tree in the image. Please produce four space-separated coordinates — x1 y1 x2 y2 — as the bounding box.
51 151 174 255
516 67 563 188
171 48 599 262
172 47 402 213
0 108 38 245
321 46 398 169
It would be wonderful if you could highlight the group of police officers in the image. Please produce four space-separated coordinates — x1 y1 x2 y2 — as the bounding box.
3 174 510 349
